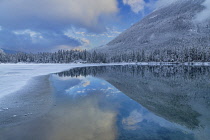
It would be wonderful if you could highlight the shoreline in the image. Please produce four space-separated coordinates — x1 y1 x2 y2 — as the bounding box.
1 62 210 66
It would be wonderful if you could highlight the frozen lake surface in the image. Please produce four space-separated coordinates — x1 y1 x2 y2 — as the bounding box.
0 65 210 140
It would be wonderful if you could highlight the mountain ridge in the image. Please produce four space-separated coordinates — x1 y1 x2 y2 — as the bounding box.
0 48 21 54
96 0 210 56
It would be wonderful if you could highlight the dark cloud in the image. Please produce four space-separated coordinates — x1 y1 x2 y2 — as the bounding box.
0 0 119 52
0 28 83 52
0 0 118 33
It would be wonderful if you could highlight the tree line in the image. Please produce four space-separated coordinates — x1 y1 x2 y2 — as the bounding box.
0 50 106 63
1 47 210 63
56 65 210 80
110 47 210 63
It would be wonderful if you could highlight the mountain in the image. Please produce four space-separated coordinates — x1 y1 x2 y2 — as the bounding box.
96 0 210 55
0 48 20 54
0 48 4 54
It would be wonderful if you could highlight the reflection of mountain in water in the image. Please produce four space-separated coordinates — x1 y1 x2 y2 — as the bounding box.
56 65 210 132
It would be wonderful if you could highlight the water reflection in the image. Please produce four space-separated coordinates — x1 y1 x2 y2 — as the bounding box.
51 74 195 140
0 65 209 140
48 78 117 140
56 65 210 140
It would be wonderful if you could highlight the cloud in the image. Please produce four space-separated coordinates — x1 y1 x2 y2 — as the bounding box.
0 0 118 32
13 30 43 43
122 110 143 130
123 0 145 13
0 28 85 52
64 30 90 46
122 0 177 14
65 27 121 39
154 0 210 22
64 26 121 49
155 0 179 9
0 0 122 52
195 0 210 22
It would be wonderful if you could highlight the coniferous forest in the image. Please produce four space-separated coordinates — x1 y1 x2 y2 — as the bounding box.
1 47 210 63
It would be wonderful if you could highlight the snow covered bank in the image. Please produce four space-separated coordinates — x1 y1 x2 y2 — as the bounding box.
0 63 129 99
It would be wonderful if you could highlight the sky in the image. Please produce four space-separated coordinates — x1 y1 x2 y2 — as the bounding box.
0 0 208 53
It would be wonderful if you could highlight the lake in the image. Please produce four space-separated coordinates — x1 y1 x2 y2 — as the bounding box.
0 65 210 140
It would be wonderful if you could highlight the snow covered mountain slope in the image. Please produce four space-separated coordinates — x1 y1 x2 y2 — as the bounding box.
0 48 20 54
0 48 5 54
96 0 210 55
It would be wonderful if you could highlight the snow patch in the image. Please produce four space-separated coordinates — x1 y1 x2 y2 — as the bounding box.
149 15 158 19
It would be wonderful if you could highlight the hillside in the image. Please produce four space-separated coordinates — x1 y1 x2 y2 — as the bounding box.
0 48 4 54
96 0 210 55
0 48 20 54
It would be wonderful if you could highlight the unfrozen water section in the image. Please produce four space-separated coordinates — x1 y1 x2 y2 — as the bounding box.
50 74 194 140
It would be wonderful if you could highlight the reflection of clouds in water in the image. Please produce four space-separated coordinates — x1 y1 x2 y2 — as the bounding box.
65 79 89 96
123 107 192 133
0 76 118 140
111 91 121 94
105 87 122 95
101 82 106 85
65 77 122 98
48 97 117 140
123 108 193 133
83 81 90 87
77 90 85 93
65 86 77 93
122 110 143 130
107 87 114 90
